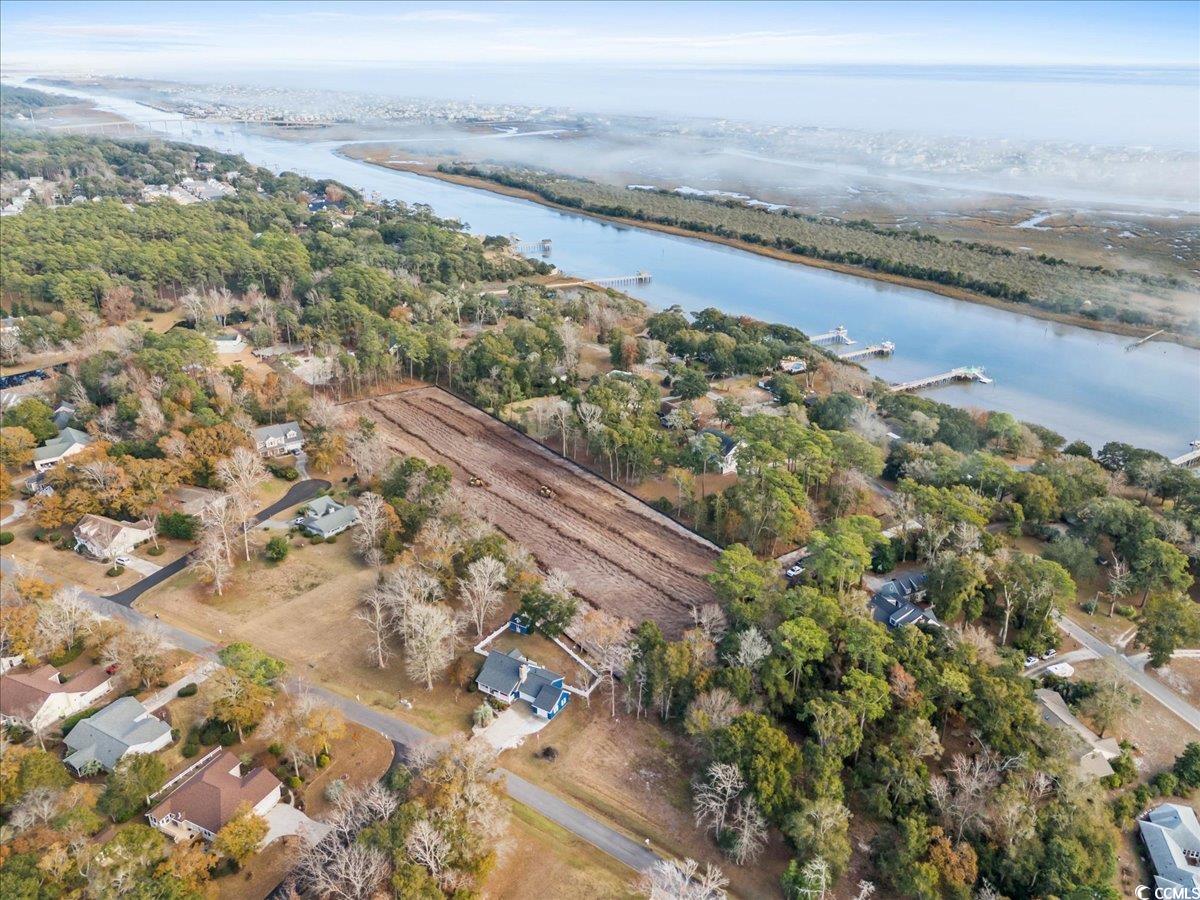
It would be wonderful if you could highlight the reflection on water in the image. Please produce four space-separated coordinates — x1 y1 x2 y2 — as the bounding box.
15 81 1200 456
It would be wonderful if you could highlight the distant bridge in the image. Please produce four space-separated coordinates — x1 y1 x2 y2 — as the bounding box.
890 366 993 393
840 341 895 362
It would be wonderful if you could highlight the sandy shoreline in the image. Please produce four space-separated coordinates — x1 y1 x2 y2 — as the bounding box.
351 154 1198 350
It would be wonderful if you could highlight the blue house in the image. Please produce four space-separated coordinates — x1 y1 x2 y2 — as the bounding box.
476 649 569 720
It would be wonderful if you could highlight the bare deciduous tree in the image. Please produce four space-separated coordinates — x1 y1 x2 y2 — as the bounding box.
726 626 770 672
684 688 745 738
216 447 267 561
404 603 464 690
692 762 744 837
643 857 728 900
294 839 388 900
727 797 767 865
346 429 390 483
355 587 395 669
353 492 389 566
191 530 233 596
460 556 507 637
405 818 452 885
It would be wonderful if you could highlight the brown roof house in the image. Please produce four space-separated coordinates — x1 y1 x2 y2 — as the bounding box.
73 514 155 562
147 750 282 842
0 664 115 732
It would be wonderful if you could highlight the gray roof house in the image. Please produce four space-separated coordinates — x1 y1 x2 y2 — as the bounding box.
33 427 92 472
693 428 743 476
63 696 173 774
298 496 359 538
871 572 938 629
1139 803 1200 893
1034 687 1121 780
253 421 303 457
476 649 569 720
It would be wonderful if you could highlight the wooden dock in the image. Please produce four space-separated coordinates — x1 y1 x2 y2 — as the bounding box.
890 366 993 393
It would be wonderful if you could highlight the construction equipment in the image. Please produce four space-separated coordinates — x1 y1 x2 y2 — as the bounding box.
467 476 486 488
538 484 555 499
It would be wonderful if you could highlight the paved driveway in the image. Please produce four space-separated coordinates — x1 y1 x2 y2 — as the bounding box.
479 704 548 750
121 555 163 578
264 803 332 846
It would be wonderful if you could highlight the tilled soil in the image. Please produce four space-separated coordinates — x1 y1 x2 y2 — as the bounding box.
352 387 719 637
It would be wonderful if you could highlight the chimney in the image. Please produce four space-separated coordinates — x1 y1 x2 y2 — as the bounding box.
518 663 529 685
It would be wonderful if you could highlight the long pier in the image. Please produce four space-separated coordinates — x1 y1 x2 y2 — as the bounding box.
483 272 651 297
1126 329 1166 351
840 341 895 362
890 366 993 393
810 325 855 347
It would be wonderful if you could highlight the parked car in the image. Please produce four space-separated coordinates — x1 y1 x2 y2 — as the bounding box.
115 555 132 566
785 564 806 580
1042 648 1058 660
1024 656 1039 668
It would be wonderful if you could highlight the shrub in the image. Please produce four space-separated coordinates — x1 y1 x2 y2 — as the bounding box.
181 737 200 758
176 683 198 698
158 512 199 540
473 702 496 728
1152 772 1180 797
1081 596 1099 615
268 743 284 757
218 730 238 747
264 535 290 562
198 721 224 746
0 532 13 545
59 707 98 736
105 565 125 577
316 753 330 768
287 775 303 790
1116 604 1138 619
309 535 324 545
147 545 165 556
325 536 337 544
170 728 181 741
1174 742 1200 789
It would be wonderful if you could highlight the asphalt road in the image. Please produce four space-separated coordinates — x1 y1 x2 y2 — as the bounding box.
0 548 662 876
1057 613 1200 732
103 478 330 606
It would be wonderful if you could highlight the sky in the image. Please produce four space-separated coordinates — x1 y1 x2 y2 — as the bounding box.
1 0 1197 72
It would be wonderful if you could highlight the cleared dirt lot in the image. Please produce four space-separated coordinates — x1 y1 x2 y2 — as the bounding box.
350 387 719 637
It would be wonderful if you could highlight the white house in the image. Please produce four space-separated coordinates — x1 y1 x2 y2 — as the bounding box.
147 750 282 842
33 427 92 472
253 421 304 458
63 696 173 774
0 664 115 732
693 428 743 476
73 514 156 562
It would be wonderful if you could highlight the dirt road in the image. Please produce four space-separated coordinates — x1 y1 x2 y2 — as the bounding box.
352 387 719 637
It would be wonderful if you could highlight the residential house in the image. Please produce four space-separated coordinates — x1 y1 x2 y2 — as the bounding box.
1139 802 1200 893
694 428 743 476
870 572 938 629
298 496 359 538
52 403 76 430
253 421 304 457
0 664 114 731
1034 687 1121 780
476 649 570 720
33 427 92 472
63 696 173 774
73 514 156 562
147 750 282 842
